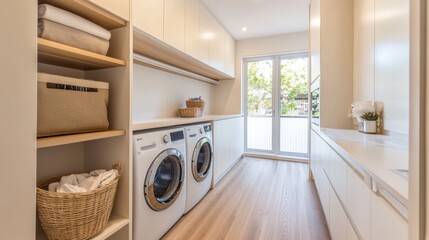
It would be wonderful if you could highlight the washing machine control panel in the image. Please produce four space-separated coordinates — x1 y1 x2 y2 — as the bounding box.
203 125 211 133
170 130 185 142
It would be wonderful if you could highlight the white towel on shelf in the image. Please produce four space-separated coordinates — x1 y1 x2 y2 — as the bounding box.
48 169 118 193
38 4 111 41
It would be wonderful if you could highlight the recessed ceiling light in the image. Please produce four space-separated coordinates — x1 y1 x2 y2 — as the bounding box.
242 27 247 32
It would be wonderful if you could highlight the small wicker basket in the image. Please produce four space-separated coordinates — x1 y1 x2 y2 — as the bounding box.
186 99 205 111
36 169 120 240
178 108 202 118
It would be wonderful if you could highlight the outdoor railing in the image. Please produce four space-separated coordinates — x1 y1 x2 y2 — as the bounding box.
247 115 308 154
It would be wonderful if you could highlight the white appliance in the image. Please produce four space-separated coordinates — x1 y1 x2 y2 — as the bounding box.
133 128 187 240
184 123 213 213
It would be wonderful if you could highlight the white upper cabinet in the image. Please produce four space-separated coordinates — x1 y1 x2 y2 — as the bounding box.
309 0 320 82
89 0 130 20
134 0 235 79
134 0 164 40
224 31 235 77
198 3 210 64
185 0 199 59
164 0 186 51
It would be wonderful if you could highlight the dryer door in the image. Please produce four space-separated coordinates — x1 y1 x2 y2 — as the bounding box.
192 137 213 182
144 148 185 211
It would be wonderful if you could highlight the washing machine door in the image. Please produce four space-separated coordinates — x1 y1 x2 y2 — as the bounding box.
144 148 185 211
192 137 213 182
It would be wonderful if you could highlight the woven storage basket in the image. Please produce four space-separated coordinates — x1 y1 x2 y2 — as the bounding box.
178 108 202 118
37 175 119 240
186 99 205 111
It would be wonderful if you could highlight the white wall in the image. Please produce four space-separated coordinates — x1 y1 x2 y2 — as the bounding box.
0 1 37 239
213 31 309 115
133 64 214 121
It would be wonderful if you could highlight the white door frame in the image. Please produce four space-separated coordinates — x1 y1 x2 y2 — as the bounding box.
243 52 309 157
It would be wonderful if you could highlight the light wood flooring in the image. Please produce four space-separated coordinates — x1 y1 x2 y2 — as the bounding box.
162 157 331 240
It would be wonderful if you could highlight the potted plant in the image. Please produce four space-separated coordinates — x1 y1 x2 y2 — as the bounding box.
360 111 378 134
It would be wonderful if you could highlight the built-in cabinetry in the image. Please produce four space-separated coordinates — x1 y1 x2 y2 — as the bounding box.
354 0 409 133
35 1 132 239
213 117 244 184
133 0 235 80
309 0 353 129
311 129 408 240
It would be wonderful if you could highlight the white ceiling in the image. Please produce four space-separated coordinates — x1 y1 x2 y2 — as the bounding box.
201 0 310 40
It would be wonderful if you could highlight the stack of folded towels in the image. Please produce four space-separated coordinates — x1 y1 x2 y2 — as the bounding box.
49 169 118 193
38 4 111 55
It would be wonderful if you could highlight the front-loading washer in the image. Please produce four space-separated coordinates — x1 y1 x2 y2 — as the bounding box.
184 123 213 213
133 128 186 240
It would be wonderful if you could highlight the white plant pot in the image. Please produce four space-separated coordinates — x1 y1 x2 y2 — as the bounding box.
363 120 377 134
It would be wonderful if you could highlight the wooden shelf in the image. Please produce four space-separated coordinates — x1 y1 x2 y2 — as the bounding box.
39 0 126 30
37 215 129 240
133 27 233 81
91 216 129 240
38 38 126 70
37 130 126 149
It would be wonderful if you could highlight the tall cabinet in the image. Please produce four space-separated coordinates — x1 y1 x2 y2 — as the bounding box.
309 0 354 129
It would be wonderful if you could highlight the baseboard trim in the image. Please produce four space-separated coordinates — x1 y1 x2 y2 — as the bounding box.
243 153 309 163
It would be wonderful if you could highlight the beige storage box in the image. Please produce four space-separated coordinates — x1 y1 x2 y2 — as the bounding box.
38 73 109 137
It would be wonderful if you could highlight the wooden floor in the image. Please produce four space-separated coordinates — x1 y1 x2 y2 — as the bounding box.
162 157 331 240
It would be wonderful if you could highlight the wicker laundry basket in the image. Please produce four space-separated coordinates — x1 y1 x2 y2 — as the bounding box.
36 170 119 240
178 108 203 118
186 99 205 111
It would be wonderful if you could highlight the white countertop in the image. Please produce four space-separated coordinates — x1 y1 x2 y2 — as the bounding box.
133 114 243 131
315 128 408 207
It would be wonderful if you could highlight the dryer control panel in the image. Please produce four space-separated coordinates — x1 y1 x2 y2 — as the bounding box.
170 130 185 142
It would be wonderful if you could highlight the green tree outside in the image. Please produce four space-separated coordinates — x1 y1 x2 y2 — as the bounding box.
247 58 308 116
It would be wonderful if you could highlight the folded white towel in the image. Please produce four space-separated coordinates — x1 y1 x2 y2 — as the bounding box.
38 4 111 40
48 169 118 193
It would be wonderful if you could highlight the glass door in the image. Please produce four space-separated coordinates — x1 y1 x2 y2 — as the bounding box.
279 54 309 157
244 53 309 157
244 58 274 152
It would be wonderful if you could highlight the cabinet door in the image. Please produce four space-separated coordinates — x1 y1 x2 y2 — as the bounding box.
89 0 130 20
134 0 164 40
329 185 348 240
320 139 330 177
310 0 321 81
353 0 375 100
347 219 359 240
185 0 199 59
164 0 186 51
224 32 235 77
216 27 226 72
329 149 347 202
320 170 330 225
371 193 408 240
207 13 219 69
198 3 210 64
346 167 371 240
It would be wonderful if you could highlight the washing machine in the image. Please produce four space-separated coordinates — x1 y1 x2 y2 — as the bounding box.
133 128 186 240
184 123 213 213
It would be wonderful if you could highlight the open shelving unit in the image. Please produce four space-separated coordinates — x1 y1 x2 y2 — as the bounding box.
36 0 132 239
38 38 126 70
37 130 126 148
